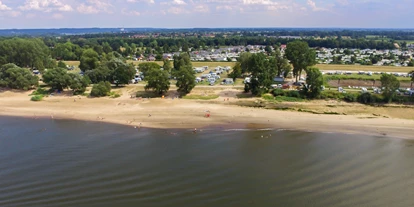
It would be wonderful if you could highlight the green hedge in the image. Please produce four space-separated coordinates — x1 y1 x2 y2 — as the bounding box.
30 95 43 101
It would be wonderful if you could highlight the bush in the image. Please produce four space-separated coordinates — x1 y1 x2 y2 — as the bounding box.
286 90 301 98
30 88 50 96
109 91 121 98
274 96 304 102
343 93 359 102
261 93 274 100
30 95 43 101
272 88 284 96
319 91 345 100
358 93 383 104
90 81 111 97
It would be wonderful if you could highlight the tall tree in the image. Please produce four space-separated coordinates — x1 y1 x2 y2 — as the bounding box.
175 65 196 94
138 62 160 75
68 73 90 94
162 59 172 73
173 53 195 94
173 53 192 72
0 63 39 90
380 73 400 103
246 53 277 95
79 49 99 72
304 67 324 98
106 58 135 87
145 68 170 94
273 49 292 78
42 67 72 91
229 62 242 81
0 38 49 70
238 52 252 74
285 41 316 82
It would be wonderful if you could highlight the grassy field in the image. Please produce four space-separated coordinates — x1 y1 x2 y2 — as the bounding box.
324 74 411 82
395 40 414 44
316 64 414 73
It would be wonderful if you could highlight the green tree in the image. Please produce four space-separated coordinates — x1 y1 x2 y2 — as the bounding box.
85 65 111 84
229 62 242 81
0 63 39 90
175 66 196 94
238 52 252 74
57 61 67 69
246 53 277 95
79 49 99 72
42 67 72 91
105 58 135 86
304 67 324 98
162 59 172 73
0 38 50 70
68 73 90 94
173 53 195 93
380 73 400 103
145 68 170 94
173 53 192 72
139 62 160 75
90 81 111 97
285 41 316 82
273 49 292 78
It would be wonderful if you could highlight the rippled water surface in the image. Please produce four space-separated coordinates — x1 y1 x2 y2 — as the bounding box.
0 116 413 207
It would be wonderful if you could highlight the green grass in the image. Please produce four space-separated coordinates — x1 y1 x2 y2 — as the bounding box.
316 64 414 73
30 95 43 101
109 91 121 98
182 95 219 100
135 91 162 98
236 93 255 98
263 93 304 102
30 88 51 96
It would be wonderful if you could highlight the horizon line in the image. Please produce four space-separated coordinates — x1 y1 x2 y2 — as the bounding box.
1 27 414 30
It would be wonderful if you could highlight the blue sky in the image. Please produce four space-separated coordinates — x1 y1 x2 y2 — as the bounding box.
0 0 412 29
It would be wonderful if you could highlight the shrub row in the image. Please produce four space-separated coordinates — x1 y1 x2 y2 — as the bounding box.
271 89 414 104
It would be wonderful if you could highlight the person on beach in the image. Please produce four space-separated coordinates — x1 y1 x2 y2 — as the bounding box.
193 128 197 133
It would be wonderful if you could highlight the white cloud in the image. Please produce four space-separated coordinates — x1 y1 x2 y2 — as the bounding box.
216 5 233 10
122 9 141 16
173 0 186 5
19 0 73 12
52 13 64 19
337 0 349 5
127 0 155 3
194 5 209 13
77 4 98 14
307 0 327 11
168 6 188 14
243 0 275 5
77 0 113 14
0 1 11 11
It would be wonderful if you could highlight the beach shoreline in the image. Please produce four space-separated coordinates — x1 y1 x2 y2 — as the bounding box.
1 90 414 139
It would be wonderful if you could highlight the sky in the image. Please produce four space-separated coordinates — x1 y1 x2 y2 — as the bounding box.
0 0 413 29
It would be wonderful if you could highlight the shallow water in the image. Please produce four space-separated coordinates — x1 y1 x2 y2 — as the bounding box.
0 116 413 207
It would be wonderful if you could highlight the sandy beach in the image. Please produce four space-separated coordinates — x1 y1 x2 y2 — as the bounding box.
1 88 414 139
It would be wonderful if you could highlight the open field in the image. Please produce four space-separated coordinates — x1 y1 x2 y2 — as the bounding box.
395 40 414 44
316 64 414 73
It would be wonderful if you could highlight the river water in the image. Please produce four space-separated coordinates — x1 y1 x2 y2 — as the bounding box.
0 116 413 207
